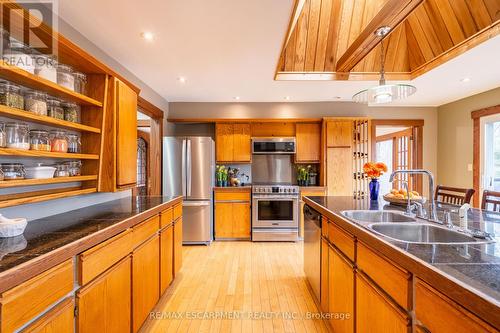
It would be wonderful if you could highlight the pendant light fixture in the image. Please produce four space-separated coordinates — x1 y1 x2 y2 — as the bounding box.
352 26 416 105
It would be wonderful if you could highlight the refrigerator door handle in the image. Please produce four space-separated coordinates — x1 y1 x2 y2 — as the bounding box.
186 139 192 197
181 139 187 197
183 201 210 207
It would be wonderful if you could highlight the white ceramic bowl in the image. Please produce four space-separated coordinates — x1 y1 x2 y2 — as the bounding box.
25 166 56 179
0 218 27 238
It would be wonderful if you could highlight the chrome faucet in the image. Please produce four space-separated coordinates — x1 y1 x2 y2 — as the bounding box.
389 169 439 223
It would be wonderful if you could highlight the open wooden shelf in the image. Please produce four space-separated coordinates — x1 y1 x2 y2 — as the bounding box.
0 175 97 188
0 61 103 107
0 105 101 133
0 148 99 160
0 187 97 208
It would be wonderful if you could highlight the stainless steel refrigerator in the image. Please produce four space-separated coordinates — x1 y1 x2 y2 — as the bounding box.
163 137 214 245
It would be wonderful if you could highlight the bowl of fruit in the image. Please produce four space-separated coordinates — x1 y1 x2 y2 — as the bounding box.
383 189 426 206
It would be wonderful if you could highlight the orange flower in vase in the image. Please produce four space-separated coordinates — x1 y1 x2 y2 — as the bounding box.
364 162 388 200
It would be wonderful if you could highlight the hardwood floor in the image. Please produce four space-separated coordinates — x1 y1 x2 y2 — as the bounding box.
140 241 329 333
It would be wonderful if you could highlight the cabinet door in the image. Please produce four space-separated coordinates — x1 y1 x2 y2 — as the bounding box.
231 202 251 239
132 236 160 332
327 121 352 147
328 247 354 333
327 147 353 196
215 123 234 162
24 297 74 333
356 273 410 333
320 239 329 313
296 123 321 162
215 202 234 239
116 79 138 187
233 123 251 162
173 218 183 276
77 256 132 333
160 225 174 295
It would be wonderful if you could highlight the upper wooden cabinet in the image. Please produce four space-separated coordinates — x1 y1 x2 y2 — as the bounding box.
327 121 353 147
215 123 251 163
116 79 138 187
296 123 321 162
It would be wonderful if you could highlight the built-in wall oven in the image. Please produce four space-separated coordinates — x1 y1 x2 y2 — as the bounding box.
252 185 299 241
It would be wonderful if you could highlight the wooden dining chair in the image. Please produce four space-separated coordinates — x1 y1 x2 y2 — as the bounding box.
481 190 500 212
434 185 475 205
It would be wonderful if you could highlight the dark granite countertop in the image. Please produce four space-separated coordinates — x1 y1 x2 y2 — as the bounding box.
0 195 181 292
304 196 500 328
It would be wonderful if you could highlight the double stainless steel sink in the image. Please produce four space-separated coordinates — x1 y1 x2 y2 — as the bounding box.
340 210 494 245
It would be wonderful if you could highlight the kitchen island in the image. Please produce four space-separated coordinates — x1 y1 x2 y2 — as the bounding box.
0 195 182 333
304 196 500 332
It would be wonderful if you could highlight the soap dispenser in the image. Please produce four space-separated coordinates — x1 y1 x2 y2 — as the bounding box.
459 203 471 229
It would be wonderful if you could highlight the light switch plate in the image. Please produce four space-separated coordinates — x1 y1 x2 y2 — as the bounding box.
467 164 473 172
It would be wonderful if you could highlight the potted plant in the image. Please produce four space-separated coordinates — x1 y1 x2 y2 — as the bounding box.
216 165 228 187
297 165 312 186
363 162 388 201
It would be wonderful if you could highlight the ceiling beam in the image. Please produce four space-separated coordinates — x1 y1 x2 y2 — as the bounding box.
335 0 424 73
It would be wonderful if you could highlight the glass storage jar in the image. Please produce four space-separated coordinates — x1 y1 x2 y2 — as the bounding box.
50 130 68 152
73 72 87 95
65 160 82 176
29 129 51 151
5 122 29 150
34 55 57 83
63 102 80 123
1 163 25 180
0 122 6 147
3 39 35 74
24 90 48 116
47 98 64 120
54 163 70 177
0 81 24 109
56 64 75 91
66 134 81 153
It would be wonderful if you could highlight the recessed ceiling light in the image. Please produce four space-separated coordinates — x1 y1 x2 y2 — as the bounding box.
284 96 291 101
333 96 342 99
460 77 471 83
141 31 154 41
177 76 186 83
233 96 240 100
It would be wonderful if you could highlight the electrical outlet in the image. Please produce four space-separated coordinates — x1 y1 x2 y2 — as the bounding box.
467 164 473 172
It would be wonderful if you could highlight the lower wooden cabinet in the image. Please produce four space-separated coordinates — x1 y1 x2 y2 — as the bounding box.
320 238 329 312
77 256 132 333
173 217 183 276
215 200 251 239
160 224 174 294
328 246 354 333
415 279 497 333
24 297 74 333
356 272 410 333
132 235 160 332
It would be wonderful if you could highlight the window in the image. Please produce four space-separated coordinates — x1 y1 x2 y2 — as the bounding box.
137 137 147 196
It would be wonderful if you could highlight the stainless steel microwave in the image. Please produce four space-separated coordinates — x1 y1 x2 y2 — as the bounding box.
251 137 296 154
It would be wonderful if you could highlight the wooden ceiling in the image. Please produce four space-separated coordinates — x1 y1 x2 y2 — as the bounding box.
275 0 500 80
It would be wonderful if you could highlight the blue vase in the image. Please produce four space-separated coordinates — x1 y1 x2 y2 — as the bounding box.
369 179 380 201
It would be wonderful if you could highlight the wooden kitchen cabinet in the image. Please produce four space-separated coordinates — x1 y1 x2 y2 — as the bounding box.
214 190 251 240
327 147 353 196
173 217 183 276
215 123 251 163
356 272 410 333
320 238 329 313
116 78 138 187
24 297 74 333
327 120 352 147
132 235 160 332
299 187 326 238
328 246 354 333
415 279 497 333
296 123 321 162
160 224 174 294
77 256 132 333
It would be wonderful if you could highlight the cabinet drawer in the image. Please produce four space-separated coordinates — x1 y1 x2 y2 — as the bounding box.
23 297 74 333
0 260 74 333
133 215 160 247
328 223 355 262
357 242 411 309
415 279 497 333
160 207 173 228
215 192 250 201
173 203 182 220
79 229 133 285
